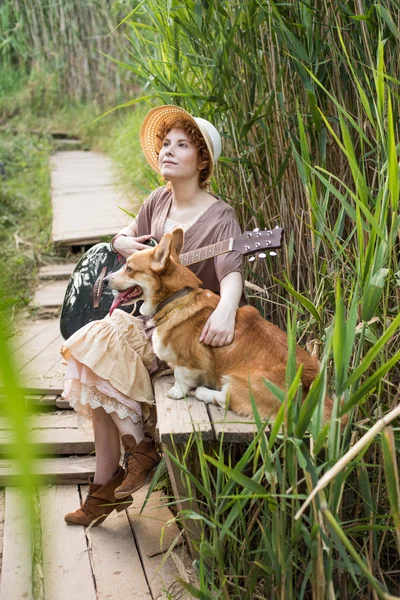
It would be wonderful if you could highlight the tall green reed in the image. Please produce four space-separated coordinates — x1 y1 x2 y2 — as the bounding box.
112 1 400 596
0 0 136 104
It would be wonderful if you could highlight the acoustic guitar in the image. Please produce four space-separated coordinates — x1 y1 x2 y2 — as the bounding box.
60 227 283 340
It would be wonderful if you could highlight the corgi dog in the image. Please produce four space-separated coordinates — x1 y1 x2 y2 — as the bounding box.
105 228 334 422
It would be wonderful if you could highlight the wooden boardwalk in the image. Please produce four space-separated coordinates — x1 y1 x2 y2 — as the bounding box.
51 151 133 245
0 150 195 599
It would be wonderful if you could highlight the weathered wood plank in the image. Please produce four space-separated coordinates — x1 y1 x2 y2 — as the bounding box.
50 151 115 191
19 335 64 393
0 428 94 456
80 488 151 600
39 486 97 600
33 280 68 308
50 151 134 245
9 319 58 357
4 319 64 395
19 375 64 396
56 396 70 409
207 404 260 443
0 393 59 408
127 486 195 599
0 410 91 456
39 263 76 280
0 457 95 486
127 486 182 557
0 488 33 600
155 376 214 443
0 411 78 430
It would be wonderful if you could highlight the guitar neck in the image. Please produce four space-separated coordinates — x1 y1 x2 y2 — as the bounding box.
180 238 233 266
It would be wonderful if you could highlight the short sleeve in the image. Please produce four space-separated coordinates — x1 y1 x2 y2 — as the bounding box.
213 218 244 282
134 189 160 236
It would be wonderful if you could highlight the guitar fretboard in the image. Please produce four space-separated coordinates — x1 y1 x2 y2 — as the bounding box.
180 238 232 266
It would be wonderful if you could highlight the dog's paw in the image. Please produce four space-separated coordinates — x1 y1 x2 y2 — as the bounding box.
167 385 185 400
195 386 215 404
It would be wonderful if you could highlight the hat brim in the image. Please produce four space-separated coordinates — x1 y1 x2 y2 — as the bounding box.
139 105 215 180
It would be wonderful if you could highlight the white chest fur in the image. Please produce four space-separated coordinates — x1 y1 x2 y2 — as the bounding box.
152 329 177 366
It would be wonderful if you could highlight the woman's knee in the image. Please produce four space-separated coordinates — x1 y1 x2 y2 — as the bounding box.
92 406 113 425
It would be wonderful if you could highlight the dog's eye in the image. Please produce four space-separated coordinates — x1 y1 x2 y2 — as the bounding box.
126 265 133 273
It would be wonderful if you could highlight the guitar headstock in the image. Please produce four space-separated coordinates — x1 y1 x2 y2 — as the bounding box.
232 227 284 260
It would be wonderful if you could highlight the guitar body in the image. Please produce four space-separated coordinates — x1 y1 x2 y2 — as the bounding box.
60 244 133 340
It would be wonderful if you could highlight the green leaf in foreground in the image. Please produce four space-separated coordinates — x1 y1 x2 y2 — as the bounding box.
381 427 400 553
204 454 271 498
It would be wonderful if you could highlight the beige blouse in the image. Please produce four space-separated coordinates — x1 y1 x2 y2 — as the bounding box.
132 186 245 300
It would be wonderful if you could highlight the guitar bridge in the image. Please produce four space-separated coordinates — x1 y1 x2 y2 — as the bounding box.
92 266 108 308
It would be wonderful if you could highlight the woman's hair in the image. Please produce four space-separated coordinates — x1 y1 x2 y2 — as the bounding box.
155 118 211 189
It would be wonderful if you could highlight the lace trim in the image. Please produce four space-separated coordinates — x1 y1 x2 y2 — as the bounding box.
67 382 143 424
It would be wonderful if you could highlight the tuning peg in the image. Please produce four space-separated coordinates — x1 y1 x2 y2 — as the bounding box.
270 251 277 256
253 227 260 232
258 253 266 259
248 256 256 262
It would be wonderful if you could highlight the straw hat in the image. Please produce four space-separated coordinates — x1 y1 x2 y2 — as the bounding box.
140 105 222 180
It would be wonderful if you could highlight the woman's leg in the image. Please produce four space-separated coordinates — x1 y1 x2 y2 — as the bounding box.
109 412 145 442
92 406 121 485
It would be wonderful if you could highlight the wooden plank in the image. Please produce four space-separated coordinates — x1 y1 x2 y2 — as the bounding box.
0 488 33 600
50 151 133 245
0 394 58 408
127 486 195 599
0 409 92 456
26 394 58 407
9 319 57 357
4 319 64 394
0 411 78 430
0 457 95 486
11 319 60 369
39 486 97 600
19 377 64 396
127 485 182 557
19 337 65 394
155 376 214 443
80 488 151 600
0 428 94 456
207 404 260 443
56 397 71 409
39 263 76 280
50 151 115 191
33 280 68 307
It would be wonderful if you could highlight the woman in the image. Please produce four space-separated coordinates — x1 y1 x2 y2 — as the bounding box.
62 105 245 526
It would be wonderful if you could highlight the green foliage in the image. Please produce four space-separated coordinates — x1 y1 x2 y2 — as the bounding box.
0 0 136 104
0 132 53 325
113 1 400 596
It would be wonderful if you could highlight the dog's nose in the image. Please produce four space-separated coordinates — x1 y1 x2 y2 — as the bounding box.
103 274 110 287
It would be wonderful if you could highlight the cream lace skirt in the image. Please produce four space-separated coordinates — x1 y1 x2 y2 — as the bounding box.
61 309 157 425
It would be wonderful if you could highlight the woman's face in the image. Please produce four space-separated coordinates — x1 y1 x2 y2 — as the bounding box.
158 128 199 183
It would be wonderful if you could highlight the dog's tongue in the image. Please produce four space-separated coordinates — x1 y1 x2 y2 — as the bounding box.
109 288 135 316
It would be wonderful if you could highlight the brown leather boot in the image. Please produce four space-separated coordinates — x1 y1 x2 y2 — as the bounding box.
64 466 133 526
114 433 161 499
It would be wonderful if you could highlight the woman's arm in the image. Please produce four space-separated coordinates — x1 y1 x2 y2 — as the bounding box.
199 271 242 347
112 219 153 258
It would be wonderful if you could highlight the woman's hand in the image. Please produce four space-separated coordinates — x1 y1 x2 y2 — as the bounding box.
113 234 153 258
199 304 236 346
199 271 242 347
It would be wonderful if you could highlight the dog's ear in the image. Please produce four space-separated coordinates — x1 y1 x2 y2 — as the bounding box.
170 228 184 260
151 232 173 271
